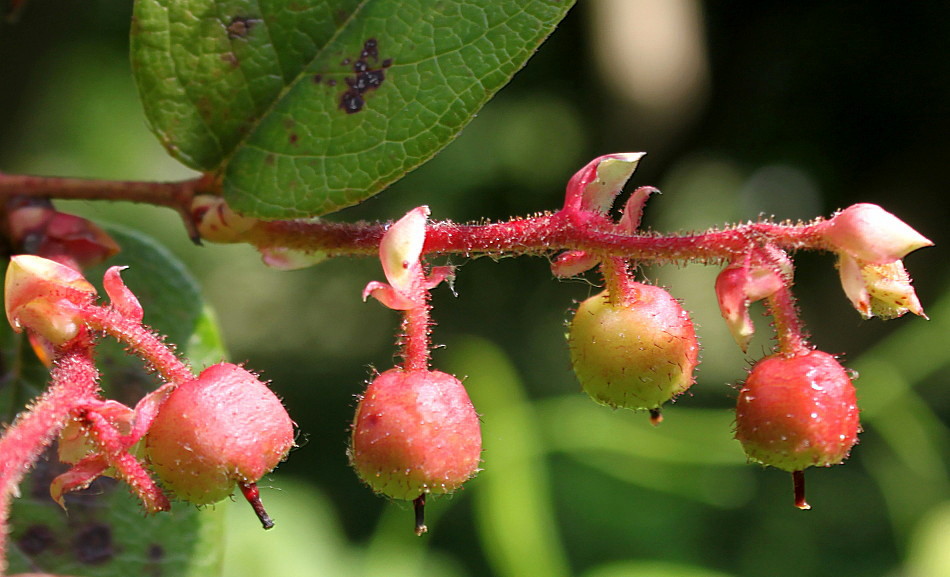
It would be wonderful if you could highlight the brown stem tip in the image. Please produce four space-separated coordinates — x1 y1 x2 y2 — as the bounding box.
792 470 811 510
239 481 275 529
413 494 428 536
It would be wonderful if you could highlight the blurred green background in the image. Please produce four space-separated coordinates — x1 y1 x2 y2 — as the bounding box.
2 2 948 576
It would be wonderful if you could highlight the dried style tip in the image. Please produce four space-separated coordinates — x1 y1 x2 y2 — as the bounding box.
793 471 811 510
413 494 428 536
240 481 275 530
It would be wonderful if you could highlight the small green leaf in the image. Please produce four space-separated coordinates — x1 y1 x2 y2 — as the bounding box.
131 0 575 218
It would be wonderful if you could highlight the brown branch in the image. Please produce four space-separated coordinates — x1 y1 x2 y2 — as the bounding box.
0 173 219 244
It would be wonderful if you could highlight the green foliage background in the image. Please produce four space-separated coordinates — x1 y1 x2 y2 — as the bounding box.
1 2 948 576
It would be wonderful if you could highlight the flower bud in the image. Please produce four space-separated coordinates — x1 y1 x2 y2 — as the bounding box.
4 255 97 344
823 203 932 265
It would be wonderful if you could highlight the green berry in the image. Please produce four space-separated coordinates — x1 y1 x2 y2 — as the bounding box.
568 286 699 420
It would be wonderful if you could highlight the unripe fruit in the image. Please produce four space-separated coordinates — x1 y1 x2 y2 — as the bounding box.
734 350 860 508
567 286 699 422
146 363 295 527
349 368 481 533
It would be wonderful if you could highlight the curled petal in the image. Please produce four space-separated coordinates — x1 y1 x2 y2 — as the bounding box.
380 206 429 294
551 250 600 278
104 266 144 322
824 203 932 264
715 266 756 352
838 254 872 319
58 400 136 465
860 260 925 320
618 186 660 233
563 153 646 215
50 456 110 509
715 262 785 352
362 281 418 311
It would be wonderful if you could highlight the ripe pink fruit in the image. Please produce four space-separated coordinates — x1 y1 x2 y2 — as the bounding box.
734 350 860 508
146 363 295 528
350 368 481 534
567 286 699 423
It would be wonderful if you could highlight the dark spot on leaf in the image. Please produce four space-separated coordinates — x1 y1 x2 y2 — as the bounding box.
146 543 165 577
327 79 337 87
18 524 56 556
221 52 239 68
227 16 258 39
361 38 378 60
289 133 299 145
312 74 322 84
341 57 351 66
74 523 114 565
340 92 364 114
338 38 390 114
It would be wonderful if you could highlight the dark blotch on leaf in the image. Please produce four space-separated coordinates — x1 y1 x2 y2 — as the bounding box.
340 91 364 114
227 16 258 39
74 523 115 565
148 543 164 561
338 38 389 114
18 524 56 556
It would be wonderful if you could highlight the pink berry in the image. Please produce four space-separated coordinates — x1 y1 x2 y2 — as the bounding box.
146 363 295 528
349 368 481 532
734 350 860 508
567 286 699 423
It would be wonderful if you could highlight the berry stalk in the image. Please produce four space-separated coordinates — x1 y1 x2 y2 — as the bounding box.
0 338 99 574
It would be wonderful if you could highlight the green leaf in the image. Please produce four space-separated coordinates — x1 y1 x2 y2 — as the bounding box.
2 228 229 576
131 0 575 218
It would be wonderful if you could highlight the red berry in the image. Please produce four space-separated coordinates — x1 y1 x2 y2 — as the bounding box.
349 368 481 506
567 286 699 422
146 363 295 527
734 350 860 508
